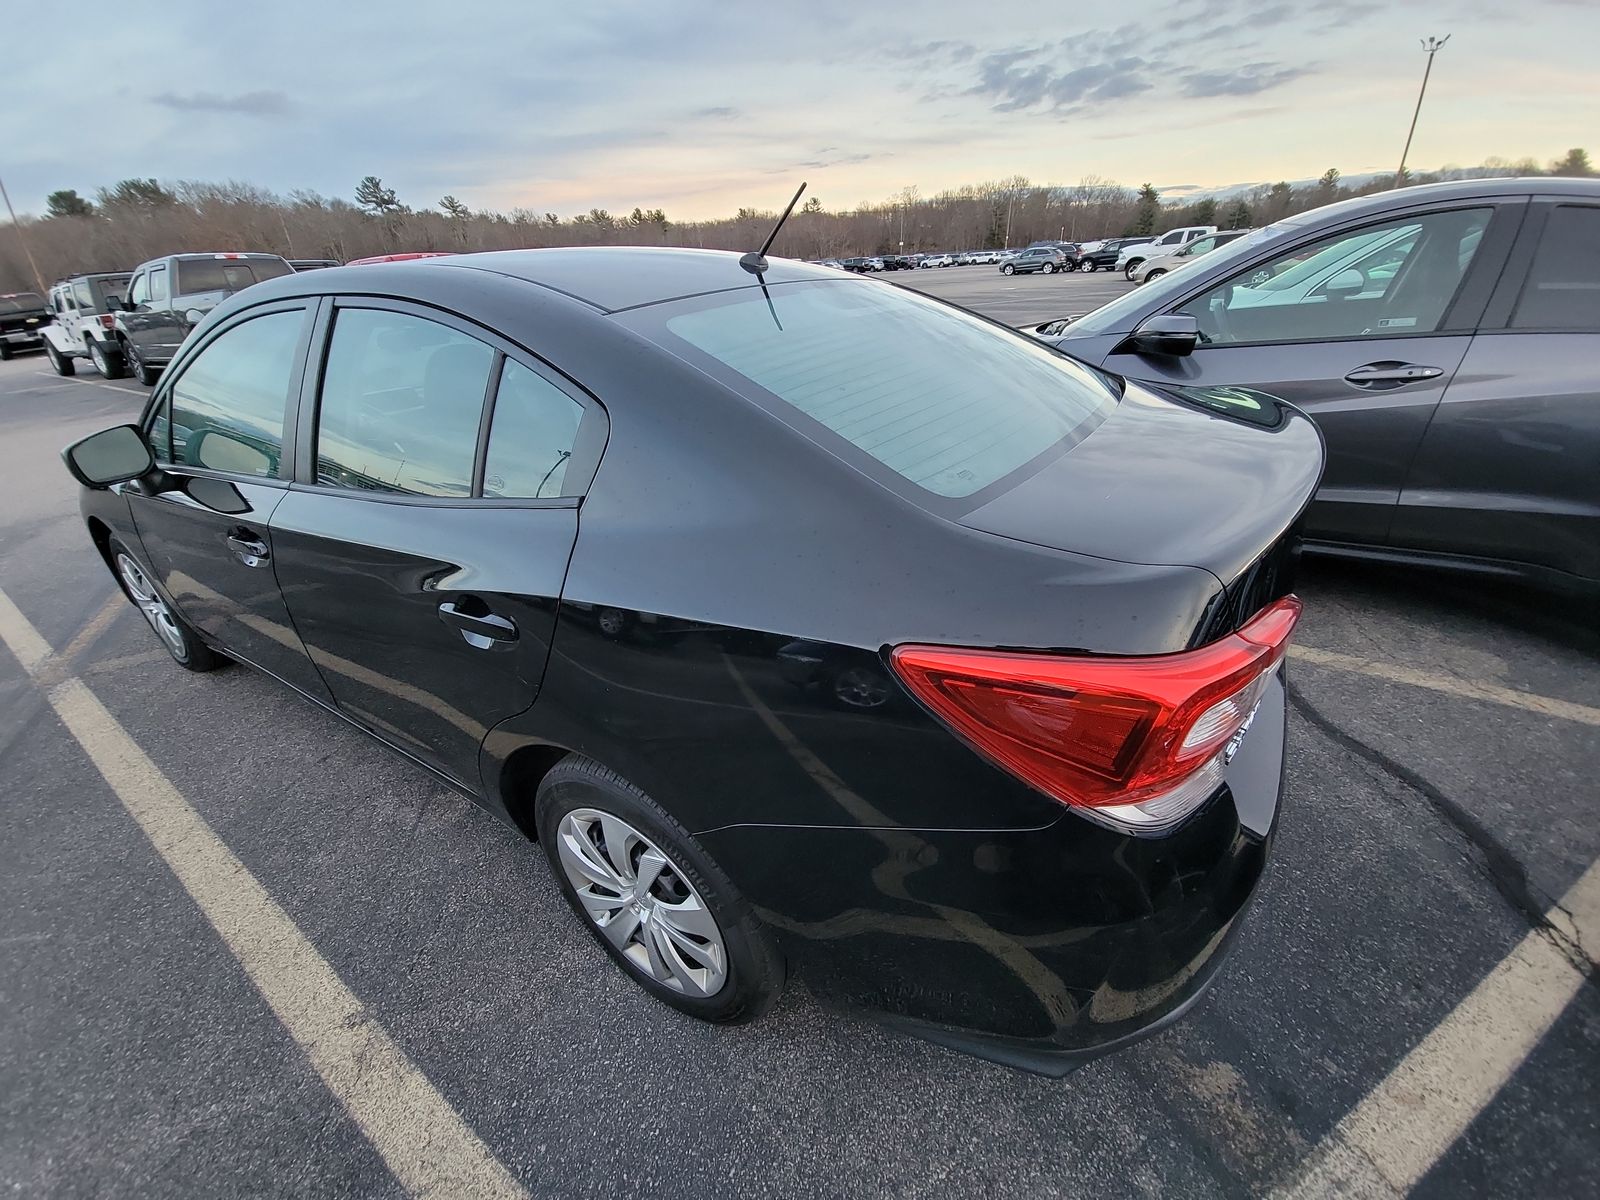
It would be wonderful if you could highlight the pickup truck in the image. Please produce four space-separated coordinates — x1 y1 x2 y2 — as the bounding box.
0 292 51 360
112 252 293 384
40 273 133 377
1116 226 1218 279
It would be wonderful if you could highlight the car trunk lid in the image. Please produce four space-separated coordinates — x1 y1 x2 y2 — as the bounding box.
958 382 1324 633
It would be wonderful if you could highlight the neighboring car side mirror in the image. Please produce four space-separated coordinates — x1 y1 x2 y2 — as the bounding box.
184 307 207 327
1323 268 1365 296
62 424 154 488
1121 314 1200 357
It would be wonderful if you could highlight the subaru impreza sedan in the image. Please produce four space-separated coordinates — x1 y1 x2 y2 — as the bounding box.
64 247 1322 1074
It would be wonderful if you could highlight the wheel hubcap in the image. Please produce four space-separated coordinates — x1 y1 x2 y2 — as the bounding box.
116 553 186 658
556 808 727 997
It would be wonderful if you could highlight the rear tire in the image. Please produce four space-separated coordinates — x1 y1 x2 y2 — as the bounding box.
1081 262 1096 273
1124 260 1143 280
1143 269 1166 284
108 538 222 672
46 342 76 376
1041 262 1055 274
90 338 127 379
0 343 12 361
535 756 784 1025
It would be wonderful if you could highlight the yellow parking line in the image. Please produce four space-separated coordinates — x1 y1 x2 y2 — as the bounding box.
1293 645 1600 727
0 588 528 1200
1277 858 1600 1198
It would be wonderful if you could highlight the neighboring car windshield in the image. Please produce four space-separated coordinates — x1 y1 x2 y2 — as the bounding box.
1066 226 1280 336
89 277 132 309
642 280 1118 500
0 293 45 314
176 258 293 294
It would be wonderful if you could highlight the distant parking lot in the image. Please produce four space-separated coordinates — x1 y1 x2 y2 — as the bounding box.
1 272 1596 1199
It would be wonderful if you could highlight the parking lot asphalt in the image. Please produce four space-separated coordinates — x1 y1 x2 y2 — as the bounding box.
1 273 1596 1200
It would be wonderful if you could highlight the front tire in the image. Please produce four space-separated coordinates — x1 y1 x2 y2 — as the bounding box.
536 757 784 1025
124 340 159 386
1001 263 1015 275
109 539 222 672
46 341 76 376
90 339 127 379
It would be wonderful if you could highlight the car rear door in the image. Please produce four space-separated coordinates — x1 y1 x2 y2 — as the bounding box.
125 300 334 702
265 298 604 788
1389 195 1600 584
1099 198 1523 547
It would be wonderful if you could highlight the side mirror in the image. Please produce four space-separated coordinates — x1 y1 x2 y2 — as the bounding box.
1324 268 1365 295
62 424 154 488
184 307 207 327
187 429 271 476
1123 313 1199 357
105 295 123 312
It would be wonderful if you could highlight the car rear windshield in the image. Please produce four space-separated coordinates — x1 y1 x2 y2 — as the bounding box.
0 293 45 314
641 280 1117 500
176 257 293 294
81 276 132 310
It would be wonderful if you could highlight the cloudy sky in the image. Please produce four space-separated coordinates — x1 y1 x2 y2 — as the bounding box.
8 0 1596 219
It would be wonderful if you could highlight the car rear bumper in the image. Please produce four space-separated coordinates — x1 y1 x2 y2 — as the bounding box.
696 670 1287 1073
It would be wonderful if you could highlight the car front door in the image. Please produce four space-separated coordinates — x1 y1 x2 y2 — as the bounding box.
1099 200 1521 546
125 300 334 701
265 299 600 787
145 263 183 360
122 269 155 357
1390 196 1600 584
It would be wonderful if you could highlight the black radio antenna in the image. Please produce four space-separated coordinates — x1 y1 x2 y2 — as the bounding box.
739 181 807 275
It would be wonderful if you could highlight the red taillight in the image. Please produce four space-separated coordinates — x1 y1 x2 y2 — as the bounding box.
98 313 115 329
890 596 1302 810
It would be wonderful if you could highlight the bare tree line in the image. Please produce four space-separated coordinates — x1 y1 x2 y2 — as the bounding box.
2 150 1592 293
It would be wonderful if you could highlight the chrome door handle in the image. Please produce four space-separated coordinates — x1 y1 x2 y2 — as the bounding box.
1343 362 1444 388
438 600 519 650
224 531 270 567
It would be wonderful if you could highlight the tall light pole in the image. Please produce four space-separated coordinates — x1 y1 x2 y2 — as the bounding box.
0 174 46 293
1397 35 1450 185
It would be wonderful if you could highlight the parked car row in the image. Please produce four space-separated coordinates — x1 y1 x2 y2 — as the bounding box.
21 251 448 382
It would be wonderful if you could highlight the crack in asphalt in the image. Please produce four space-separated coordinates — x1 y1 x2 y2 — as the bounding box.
1287 680 1597 989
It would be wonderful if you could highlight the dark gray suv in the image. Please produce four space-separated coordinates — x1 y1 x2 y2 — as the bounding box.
1000 247 1067 275
1030 177 1600 594
113 252 293 384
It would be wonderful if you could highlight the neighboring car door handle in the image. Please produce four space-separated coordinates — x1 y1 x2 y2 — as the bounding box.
1343 362 1445 388
438 600 519 649
224 530 270 567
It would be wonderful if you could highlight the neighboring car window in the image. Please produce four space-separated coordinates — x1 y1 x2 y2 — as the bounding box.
169 310 305 477
149 267 170 304
74 281 95 309
176 257 293 294
1177 207 1491 345
314 307 494 497
482 360 585 499
651 280 1117 500
1511 205 1600 331
128 273 150 306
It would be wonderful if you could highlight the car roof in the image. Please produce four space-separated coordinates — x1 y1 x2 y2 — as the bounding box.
406 246 843 313
57 272 131 282
1274 176 1600 230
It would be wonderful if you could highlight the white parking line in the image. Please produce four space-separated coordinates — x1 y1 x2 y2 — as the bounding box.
1293 645 1600 727
0 588 528 1200
1277 858 1600 1198
31 369 146 396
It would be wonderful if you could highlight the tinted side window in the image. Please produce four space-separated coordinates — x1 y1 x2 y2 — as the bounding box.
170 310 305 477
1178 208 1490 346
1511 205 1600 331
149 267 170 304
74 281 95 308
314 308 494 497
482 361 585 498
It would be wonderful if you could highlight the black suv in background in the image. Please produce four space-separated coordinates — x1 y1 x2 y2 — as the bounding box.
0 291 51 360
113 252 294 384
1080 237 1154 272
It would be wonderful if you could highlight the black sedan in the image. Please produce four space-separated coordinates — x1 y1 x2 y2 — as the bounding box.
1030 177 1600 594
63 247 1323 1074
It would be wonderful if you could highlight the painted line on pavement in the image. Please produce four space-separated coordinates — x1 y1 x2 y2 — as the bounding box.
0 587 529 1200
1277 858 1600 1198
31 369 146 397
1293 644 1600 727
